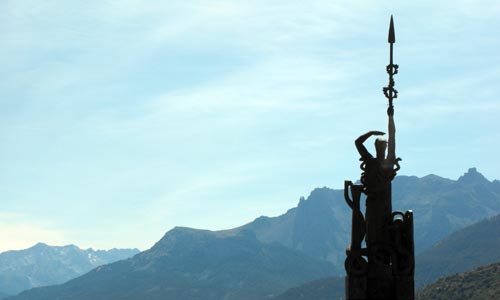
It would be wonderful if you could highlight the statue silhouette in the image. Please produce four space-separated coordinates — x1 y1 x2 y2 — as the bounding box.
343 16 414 300
356 107 397 249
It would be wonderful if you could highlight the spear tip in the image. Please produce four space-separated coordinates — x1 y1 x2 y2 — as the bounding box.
388 15 395 43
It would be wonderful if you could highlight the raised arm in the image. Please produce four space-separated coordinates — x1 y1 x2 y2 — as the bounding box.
356 131 385 159
387 106 396 162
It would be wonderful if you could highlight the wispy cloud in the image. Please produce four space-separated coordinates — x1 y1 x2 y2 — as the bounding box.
0 1 499 250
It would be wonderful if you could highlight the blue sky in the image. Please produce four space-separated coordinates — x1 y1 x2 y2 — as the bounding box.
0 0 499 251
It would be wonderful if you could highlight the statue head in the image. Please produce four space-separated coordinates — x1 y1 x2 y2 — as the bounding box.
375 138 387 159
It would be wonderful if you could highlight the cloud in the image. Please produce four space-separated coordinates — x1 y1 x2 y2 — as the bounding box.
0 0 499 251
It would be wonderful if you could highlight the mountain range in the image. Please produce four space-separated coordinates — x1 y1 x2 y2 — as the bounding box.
8 228 334 300
228 168 500 268
0 243 139 296
6 168 500 300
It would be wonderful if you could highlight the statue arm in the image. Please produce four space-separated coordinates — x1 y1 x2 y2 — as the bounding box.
355 131 384 159
387 106 396 161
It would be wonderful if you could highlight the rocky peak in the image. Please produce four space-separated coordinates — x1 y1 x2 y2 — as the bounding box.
457 167 490 185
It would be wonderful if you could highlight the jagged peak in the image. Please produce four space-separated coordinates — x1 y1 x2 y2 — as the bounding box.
310 186 334 193
26 243 137 254
457 167 490 185
30 243 78 250
30 242 82 249
304 187 336 201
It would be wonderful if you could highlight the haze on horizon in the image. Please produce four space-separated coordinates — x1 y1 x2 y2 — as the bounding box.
0 0 499 252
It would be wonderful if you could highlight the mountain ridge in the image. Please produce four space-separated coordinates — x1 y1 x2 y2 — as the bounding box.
7 228 335 300
6 168 500 300
0 243 139 295
224 168 500 271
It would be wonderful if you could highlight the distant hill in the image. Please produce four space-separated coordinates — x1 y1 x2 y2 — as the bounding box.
268 276 344 300
415 212 500 287
416 263 500 300
228 168 500 271
0 243 139 295
7 228 335 300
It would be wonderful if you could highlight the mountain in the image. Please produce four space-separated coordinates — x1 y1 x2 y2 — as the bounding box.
415 212 500 287
416 262 500 300
0 243 139 295
7 228 335 300
228 168 500 271
268 276 344 300
260 210 500 300
395 168 500 252
227 188 351 272
7 168 500 299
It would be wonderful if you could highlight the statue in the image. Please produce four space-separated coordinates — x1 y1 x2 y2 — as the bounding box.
344 16 414 300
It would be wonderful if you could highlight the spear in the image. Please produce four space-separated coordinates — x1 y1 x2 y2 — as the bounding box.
389 15 395 65
384 16 400 169
384 15 398 109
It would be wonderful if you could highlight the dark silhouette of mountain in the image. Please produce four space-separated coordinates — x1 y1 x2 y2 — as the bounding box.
0 292 9 300
227 168 500 273
0 243 139 295
416 262 500 300
415 212 500 287
7 228 334 300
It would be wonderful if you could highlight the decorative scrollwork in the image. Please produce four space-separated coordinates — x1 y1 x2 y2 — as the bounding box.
345 250 368 276
386 63 399 76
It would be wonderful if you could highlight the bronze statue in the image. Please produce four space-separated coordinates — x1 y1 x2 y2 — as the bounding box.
344 16 414 300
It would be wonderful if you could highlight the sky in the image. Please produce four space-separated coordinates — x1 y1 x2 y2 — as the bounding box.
0 0 499 252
